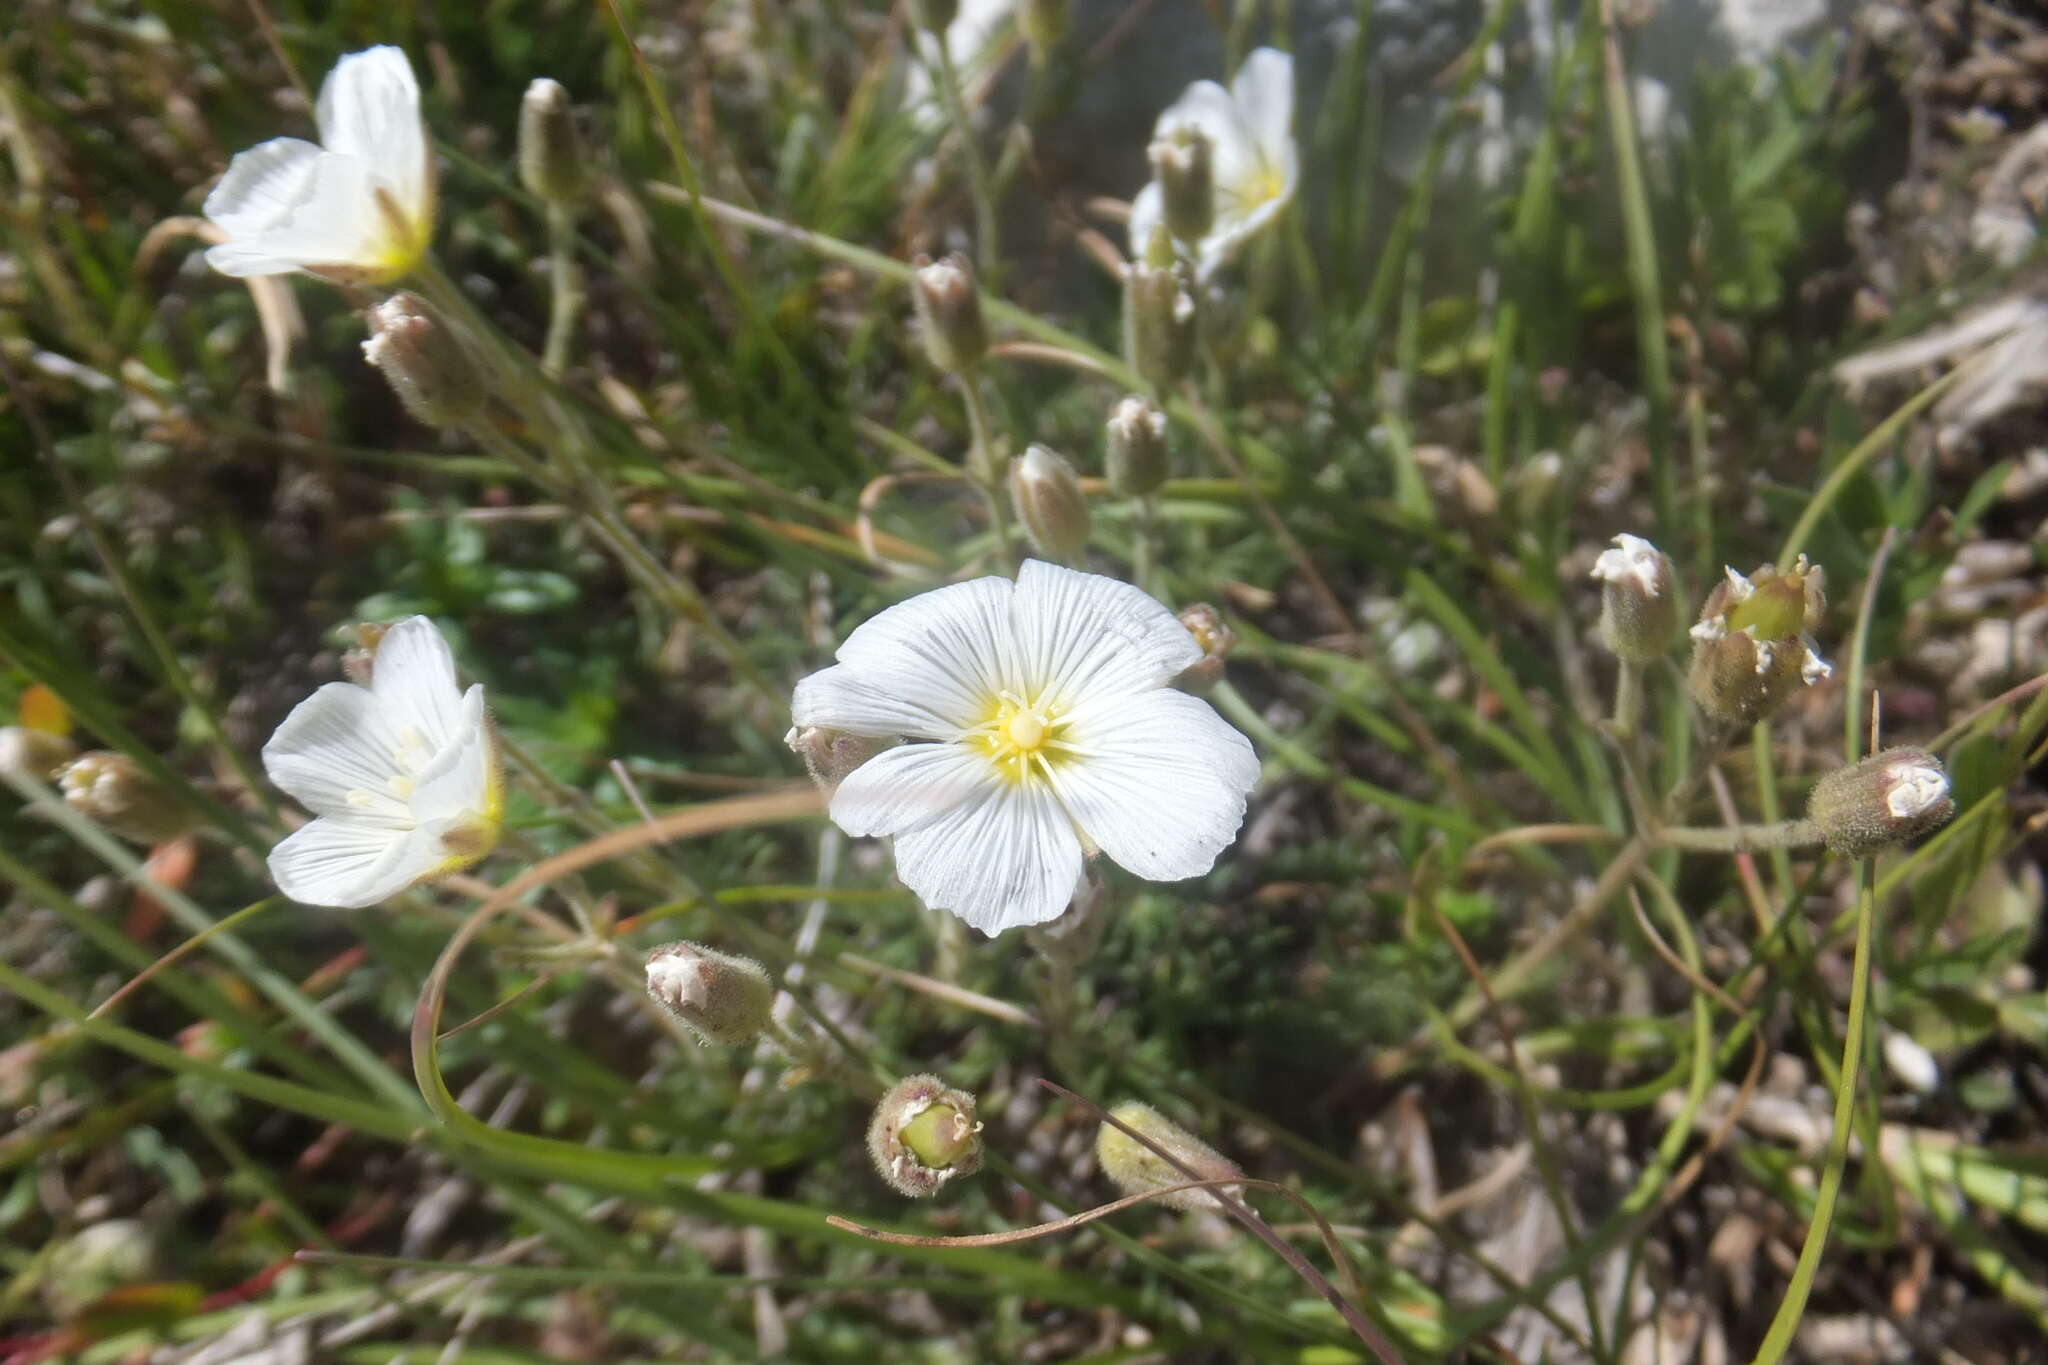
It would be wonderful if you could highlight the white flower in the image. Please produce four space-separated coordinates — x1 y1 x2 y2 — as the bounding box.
1128 47 1298 281
204 46 434 283
263 616 502 908
792 560 1260 935
1590 533 1667 597
903 0 1015 132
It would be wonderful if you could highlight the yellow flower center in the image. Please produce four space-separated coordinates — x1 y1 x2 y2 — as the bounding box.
1233 160 1288 214
973 693 1071 785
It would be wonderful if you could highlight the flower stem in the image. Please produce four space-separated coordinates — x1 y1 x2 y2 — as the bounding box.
1611 658 1644 742
540 202 584 380
910 0 999 276
1653 818 1821 854
959 369 1014 569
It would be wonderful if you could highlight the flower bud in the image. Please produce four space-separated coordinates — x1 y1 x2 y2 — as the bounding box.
1149 126 1215 247
784 725 884 790
362 292 487 432
910 0 958 34
645 941 775 1046
519 78 588 207
1591 533 1677 662
0 725 77 782
910 252 987 375
867 1073 983 1198
58 752 194 846
1095 1101 1242 1211
1105 395 1169 497
1123 230 1197 391
1008 444 1090 561
1806 748 1954 858
1173 603 1234 693
1018 0 1067 65
1687 559 1831 728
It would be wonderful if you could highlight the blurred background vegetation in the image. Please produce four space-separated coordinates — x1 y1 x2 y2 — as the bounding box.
4 0 2048 1361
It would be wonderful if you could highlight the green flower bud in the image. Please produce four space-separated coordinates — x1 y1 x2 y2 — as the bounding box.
1173 603 1234 693
911 252 988 375
1687 559 1831 728
58 752 193 846
0 724 77 782
1105 395 1169 497
1149 126 1215 247
1807 748 1954 858
362 292 487 432
1007 444 1090 561
519 78 588 207
910 0 958 35
784 725 884 791
1095 1101 1241 1211
645 941 775 1046
1123 229 1197 391
1018 0 1067 65
1591 533 1678 662
867 1073 983 1198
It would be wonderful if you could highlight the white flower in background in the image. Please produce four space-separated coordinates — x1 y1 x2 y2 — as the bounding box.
903 0 1015 133
204 46 434 283
1129 47 1298 280
792 560 1260 935
263 616 502 908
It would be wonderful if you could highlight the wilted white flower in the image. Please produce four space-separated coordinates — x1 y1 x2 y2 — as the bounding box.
263 616 501 907
204 46 434 283
792 560 1259 935
1128 47 1297 281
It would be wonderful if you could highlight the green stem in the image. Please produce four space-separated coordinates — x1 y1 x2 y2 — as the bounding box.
540 202 583 379
1749 863 1877 1365
1654 818 1821 854
959 370 1014 568
1611 658 1644 742
911 0 1000 275
1598 0 1675 544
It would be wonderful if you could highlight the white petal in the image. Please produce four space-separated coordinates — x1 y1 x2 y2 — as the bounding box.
1011 560 1200 709
408 687 497 823
890 776 1084 935
1045 688 1257 881
830 575 1018 734
316 46 429 222
204 137 325 238
206 151 389 274
1230 48 1295 165
1127 181 1164 260
793 664 960 742
261 682 413 824
369 616 468 754
268 814 436 908
828 741 999 837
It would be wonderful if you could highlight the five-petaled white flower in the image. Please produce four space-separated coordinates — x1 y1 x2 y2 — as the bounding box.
204 46 434 283
263 616 502 908
1128 47 1298 281
792 561 1260 935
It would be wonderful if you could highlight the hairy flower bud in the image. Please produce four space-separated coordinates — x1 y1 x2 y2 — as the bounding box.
867 1073 983 1198
1591 533 1677 662
1807 748 1954 858
0 725 77 782
1149 125 1216 247
58 752 193 846
1123 229 1197 391
1096 1101 1242 1211
784 725 884 791
645 941 775 1046
363 292 487 432
1008 444 1090 561
519 78 588 207
1106 395 1169 497
1688 558 1831 728
911 253 987 375
1173 603 1235 693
